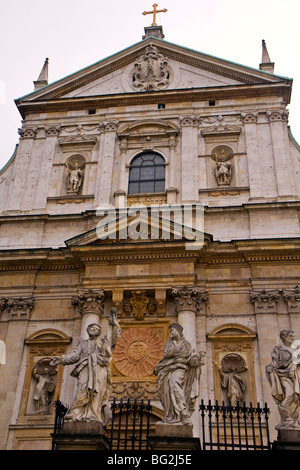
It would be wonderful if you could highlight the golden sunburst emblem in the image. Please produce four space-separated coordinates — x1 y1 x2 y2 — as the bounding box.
113 327 164 378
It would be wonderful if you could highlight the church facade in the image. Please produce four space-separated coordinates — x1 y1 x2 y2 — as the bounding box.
0 24 300 450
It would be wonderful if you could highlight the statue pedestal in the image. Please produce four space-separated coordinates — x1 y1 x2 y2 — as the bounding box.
148 422 201 451
272 428 300 451
51 420 110 450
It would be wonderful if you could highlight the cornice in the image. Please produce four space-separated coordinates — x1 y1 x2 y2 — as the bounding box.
16 82 291 119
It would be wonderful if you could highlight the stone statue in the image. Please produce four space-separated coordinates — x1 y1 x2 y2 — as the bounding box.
215 161 232 186
153 323 205 425
51 309 121 426
32 357 57 414
66 161 83 194
266 330 300 429
215 353 247 405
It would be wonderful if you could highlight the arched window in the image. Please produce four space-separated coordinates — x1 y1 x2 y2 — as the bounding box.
128 152 165 194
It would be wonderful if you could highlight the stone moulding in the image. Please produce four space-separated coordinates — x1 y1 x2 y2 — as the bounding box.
16 82 291 119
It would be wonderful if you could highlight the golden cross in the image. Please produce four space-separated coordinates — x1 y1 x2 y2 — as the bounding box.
142 3 168 26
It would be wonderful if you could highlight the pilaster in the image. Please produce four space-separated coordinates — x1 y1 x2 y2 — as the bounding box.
241 113 264 200
95 121 118 206
33 126 61 210
267 110 296 200
180 117 198 202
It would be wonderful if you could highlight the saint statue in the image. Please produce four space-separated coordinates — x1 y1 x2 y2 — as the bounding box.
51 309 121 426
66 160 83 194
215 161 232 186
32 357 57 414
153 323 205 425
266 330 300 429
215 354 247 405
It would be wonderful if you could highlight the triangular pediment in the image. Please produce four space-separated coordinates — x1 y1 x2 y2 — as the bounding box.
65 207 211 252
16 37 290 109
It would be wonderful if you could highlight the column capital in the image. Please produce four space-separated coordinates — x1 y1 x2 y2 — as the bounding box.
171 286 208 313
282 287 300 313
249 289 280 313
3 297 35 320
241 113 258 124
72 288 105 318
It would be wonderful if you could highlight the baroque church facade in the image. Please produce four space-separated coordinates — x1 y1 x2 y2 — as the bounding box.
0 23 300 449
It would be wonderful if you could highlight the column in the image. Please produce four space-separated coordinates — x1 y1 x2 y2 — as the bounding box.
171 286 208 437
242 113 264 200
72 289 105 339
171 286 208 351
250 288 281 435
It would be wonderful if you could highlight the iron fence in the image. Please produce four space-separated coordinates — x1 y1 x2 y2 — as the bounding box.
199 399 271 451
52 398 272 451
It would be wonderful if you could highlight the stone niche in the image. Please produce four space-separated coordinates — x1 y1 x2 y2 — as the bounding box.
18 329 72 424
207 323 257 405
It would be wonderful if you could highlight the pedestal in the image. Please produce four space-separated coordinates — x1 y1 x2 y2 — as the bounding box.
51 420 110 450
148 422 201 451
272 428 300 451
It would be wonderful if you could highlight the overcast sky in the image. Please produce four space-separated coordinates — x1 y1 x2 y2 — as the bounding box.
1 0 299 171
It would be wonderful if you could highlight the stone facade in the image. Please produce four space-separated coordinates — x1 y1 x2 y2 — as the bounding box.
0 28 300 449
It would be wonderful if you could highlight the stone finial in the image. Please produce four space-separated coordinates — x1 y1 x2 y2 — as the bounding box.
34 58 49 91
259 40 274 74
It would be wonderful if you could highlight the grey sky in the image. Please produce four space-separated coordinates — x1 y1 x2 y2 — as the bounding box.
1 0 299 170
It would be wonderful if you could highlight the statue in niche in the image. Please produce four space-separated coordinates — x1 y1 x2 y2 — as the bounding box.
65 156 85 194
51 308 121 426
266 330 300 429
153 323 205 425
215 161 232 186
211 145 233 186
215 353 247 405
32 357 57 414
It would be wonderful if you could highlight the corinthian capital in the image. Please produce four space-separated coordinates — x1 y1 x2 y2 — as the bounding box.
171 286 208 314
6 297 35 320
267 110 289 122
282 287 300 313
72 289 105 317
249 289 280 313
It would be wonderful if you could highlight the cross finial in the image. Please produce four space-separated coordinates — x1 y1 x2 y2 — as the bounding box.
142 3 168 26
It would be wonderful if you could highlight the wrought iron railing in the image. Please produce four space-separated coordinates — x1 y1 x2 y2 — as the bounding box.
199 400 271 451
52 398 272 451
